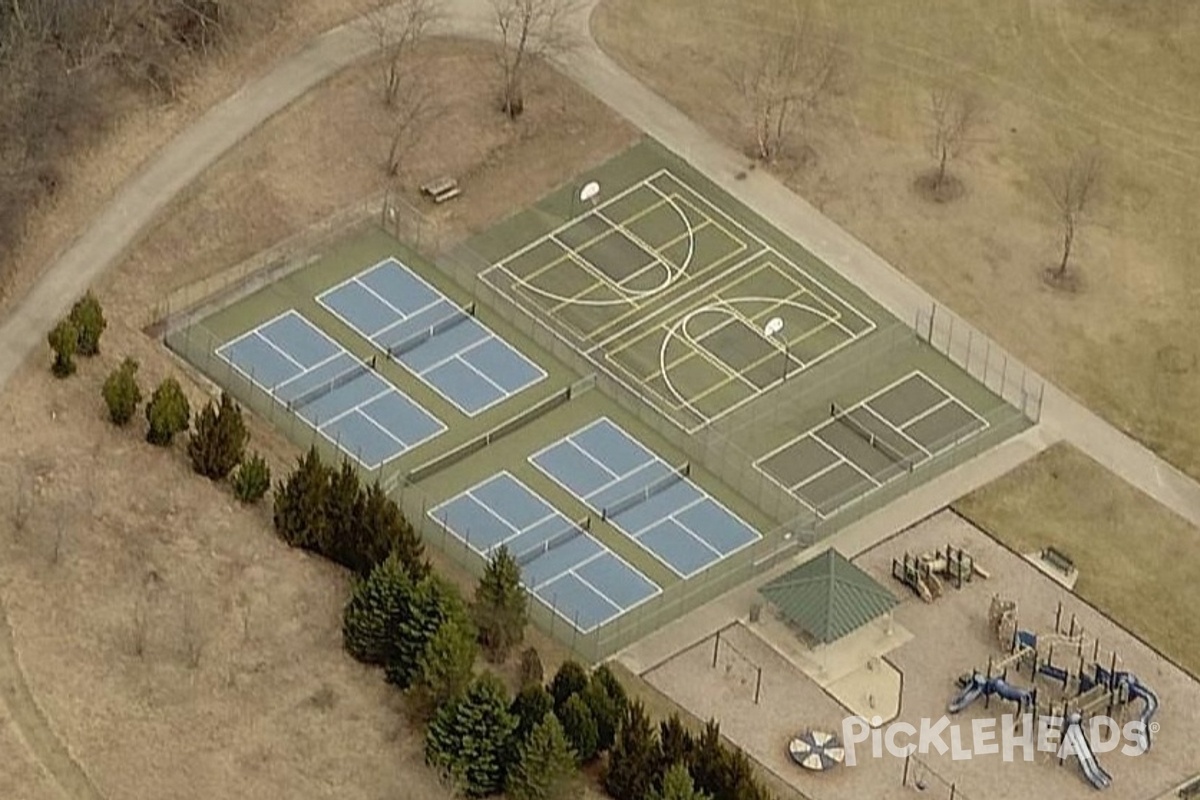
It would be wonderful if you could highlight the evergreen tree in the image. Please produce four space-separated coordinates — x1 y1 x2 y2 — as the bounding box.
273 446 331 550
69 291 106 356
411 615 479 717
548 660 589 711
342 551 416 665
323 460 366 568
231 453 271 503
510 683 554 746
603 700 661 800
557 694 599 763
584 664 627 753
689 720 727 800
650 761 710 800
101 357 141 425
425 672 517 797
518 646 544 689
386 574 468 689
145 377 191 446
471 545 528 662
187 392 248 480
359 480 427 579
659 714 695 774
719 746 769 800
47 317 78 377
506 713 579 800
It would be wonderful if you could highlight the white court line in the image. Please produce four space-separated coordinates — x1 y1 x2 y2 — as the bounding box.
350 276 412 323
315 256 395 304
855 403 931 459
787 456 846 491
251 331 307 371
667 509 727 557
752 369 992 518
895 396 954 429
216 309 443 469
566 566 625 615
566 439 621 479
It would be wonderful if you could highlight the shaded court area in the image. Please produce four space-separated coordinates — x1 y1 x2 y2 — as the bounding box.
429 471 661 633
755 371 989 518
215 310 445 468
318 257 545 416
529 417 761 578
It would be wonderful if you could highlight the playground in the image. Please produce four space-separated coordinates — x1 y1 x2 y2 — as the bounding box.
633 511 1200 800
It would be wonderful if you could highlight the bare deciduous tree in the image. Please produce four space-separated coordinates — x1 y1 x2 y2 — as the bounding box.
925 84 981 195
364 0 442 107
727 6 842 163
1045 149 1102 280
384 65 440 178
491 0 581 119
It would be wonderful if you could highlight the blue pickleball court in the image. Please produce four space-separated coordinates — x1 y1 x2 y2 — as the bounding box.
529 417 762 578
428 471 661 633
215 310 445 469
317 258 546 416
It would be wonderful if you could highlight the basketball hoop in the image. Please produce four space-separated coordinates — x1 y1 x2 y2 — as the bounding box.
763 317 784 338
580 181 601 205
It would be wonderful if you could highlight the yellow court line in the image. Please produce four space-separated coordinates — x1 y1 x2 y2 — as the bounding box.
547 279 613 315
663 319 758 392
602 257 776 360
519 247 581 284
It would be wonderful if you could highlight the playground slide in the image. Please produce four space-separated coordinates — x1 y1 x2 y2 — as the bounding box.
1122 674 1159 753
1066 718 1112 790
948 677 985 713
989 678 1035 708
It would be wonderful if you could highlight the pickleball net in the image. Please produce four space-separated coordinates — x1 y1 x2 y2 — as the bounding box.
386 302 476 359
513 516 591 568
286 361 372 412
602 462 691 521
829 402 912 470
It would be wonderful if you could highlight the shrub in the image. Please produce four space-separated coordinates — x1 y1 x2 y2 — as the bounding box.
69 291 106 356
272 446 331 550
47 317 78 377
102 357 141 425
187 392 248 479
145 377 191 445
231 453 271 503
518 646 544 689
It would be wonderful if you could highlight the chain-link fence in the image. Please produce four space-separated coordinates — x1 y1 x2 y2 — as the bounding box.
160 190 1044 663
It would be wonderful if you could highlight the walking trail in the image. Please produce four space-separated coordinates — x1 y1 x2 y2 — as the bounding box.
0 1 1197 795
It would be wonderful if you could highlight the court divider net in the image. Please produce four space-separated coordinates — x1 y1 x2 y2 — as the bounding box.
601 462 690 521
386 302 476 359
513 516 591 568
286 361 371 412
829 402 912 470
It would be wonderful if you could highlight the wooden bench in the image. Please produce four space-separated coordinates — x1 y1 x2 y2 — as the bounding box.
421 177 461 204
1041 547 1075 576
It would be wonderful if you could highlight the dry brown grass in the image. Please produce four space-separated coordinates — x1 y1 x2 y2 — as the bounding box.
592 0 1200 481
955 443 1200 677
0 38 635 799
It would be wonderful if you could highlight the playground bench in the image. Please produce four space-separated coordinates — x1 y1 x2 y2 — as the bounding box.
1042 547 1075 575
421 177 461 204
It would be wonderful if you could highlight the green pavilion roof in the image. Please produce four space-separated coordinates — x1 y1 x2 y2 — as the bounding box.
759 548 898 645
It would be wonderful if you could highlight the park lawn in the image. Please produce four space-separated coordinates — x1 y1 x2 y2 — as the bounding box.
955 443 1200 677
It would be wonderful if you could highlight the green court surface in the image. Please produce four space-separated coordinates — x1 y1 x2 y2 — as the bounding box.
471 141 882 434
165 137 1035 662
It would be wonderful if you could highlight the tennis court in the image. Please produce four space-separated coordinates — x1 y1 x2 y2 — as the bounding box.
215 310 445 468
318 257 546 416
429 472 661 633
755 371 989 518
529 417 762 578
480 167 876 432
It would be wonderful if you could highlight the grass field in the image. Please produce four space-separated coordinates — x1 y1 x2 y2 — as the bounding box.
956 443 1200 677
592 0 1200 483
